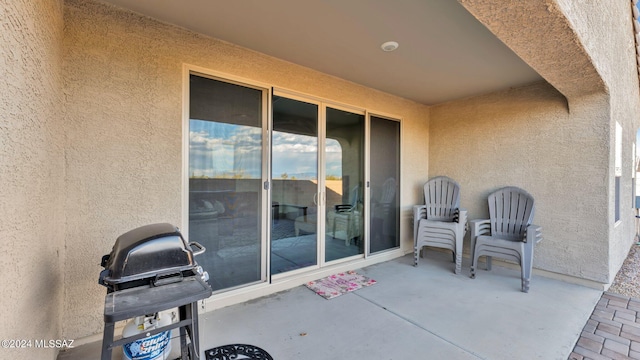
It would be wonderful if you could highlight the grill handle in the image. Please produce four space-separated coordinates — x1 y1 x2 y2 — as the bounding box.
152 271 183 287
188 241 206 256
100 254 110 268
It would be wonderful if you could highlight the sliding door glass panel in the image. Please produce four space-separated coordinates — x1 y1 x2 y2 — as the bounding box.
271 96 319 274
369 116 400 253
188 74 264 291
325 107 365 261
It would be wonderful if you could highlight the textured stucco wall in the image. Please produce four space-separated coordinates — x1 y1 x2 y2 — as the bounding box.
62 0 429 340
459 0 607 98
0 0 65 359
430 83 610 283
555 0 640 288
449 0 640 284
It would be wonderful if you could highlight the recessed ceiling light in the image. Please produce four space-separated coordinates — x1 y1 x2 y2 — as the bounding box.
381 41 399 52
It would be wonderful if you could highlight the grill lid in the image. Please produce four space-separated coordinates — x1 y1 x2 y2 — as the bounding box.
100 223 196 286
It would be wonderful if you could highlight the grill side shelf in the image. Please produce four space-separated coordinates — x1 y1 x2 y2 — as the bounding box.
104 276 212 323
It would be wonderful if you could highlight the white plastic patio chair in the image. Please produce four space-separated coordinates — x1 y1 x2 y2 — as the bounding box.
470 186 543 293
413 176 467 274
372 177 396 233
327 185 362 246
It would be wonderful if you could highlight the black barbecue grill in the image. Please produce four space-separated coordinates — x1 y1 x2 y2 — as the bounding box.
99 222 208 292
99 223 212 360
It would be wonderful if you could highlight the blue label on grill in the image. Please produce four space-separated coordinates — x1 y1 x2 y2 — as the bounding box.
123 331 171 360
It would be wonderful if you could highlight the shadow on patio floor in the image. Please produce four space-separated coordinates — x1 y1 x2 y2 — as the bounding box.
59 251 601 360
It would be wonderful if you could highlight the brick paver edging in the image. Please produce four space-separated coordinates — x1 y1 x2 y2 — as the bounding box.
570 292 640 360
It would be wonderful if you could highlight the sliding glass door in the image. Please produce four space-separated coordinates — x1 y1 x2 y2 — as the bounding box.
369 116 400 253
187 72 400 291
270 95 366 274
270 96 319 274
188 74 267 292
325 107 365 262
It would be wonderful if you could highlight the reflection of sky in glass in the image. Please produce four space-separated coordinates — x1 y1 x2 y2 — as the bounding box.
325 139 342 178
190 120 262 178
271 132 342 179
190 120 343 179
272 131 317 179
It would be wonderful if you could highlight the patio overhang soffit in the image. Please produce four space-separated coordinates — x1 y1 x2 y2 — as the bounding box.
459 0 608 100
98 0 613 104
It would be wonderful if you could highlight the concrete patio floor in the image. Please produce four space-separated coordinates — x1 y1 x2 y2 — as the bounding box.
59 251 601 360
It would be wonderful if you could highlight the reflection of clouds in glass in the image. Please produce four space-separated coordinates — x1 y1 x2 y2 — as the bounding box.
189 120 262 178
272 132 316 153
277 132 304 143
272 131 317 179
233 129 262 163
189 121 344 179
325 150 342 177
326 139 341 154
325 139 342 177
189 130 208 146
272 143 318 153
271 132 342 179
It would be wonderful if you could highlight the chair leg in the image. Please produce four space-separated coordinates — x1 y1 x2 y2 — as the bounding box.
332 219 337 240
521 242 534 293
414 246 419 267
454 251 462 275
470 235 477 278
471 253 478 279
486 256 492 271
454 232 463 275
521 263 531 293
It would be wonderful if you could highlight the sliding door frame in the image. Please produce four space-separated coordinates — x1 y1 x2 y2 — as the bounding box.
366 112 403 255
270 89 369 277
182 64 272 292
182 68 404 310
269 90 323 280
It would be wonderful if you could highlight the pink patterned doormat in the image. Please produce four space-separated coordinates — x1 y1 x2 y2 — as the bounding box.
305 271 376 299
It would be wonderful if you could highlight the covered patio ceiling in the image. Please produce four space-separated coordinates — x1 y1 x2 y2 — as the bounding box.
97 0 543 105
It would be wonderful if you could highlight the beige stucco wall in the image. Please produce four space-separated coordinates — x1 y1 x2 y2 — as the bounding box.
446 0 640 284
0 0 66 359
554 0 640 285
62 0 429 340
430 82 611 283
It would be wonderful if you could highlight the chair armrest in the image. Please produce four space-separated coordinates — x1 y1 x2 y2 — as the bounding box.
454 208 467 223
413 205 427 220
525 225 542 244
470 219 490 239
469 219 489 261
413 205 427 241
457 209 468 233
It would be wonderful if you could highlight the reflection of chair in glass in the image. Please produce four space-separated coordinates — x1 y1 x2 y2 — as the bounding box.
470 186 543 292
372 178 397 237
327 185 362 246
294 212 316 237
189 199 225 221
413 176 467 274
